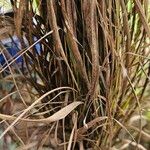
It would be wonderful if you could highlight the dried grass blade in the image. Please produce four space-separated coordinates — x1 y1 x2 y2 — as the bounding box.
134 0 150 38
82 0 100 98
89 0 100 98
67 113 77 150
0 87 75 140
0 101 82 123
15 0 26 36
47 1 79 89
61 0 90 89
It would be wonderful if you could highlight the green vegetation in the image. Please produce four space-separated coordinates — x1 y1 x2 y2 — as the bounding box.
0 0 150 149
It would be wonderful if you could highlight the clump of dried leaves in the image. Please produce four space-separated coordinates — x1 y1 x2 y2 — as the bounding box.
0 0 150 149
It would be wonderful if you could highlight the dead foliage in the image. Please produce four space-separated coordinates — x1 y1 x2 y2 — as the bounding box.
0 0 150 149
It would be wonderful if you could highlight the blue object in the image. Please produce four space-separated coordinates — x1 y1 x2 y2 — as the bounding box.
0 36 41 68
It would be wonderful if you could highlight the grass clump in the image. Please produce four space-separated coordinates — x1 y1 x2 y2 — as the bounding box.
0 0 150 149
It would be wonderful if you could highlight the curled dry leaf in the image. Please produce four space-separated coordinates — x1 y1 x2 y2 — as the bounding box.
46 101 83 122
0 101 83 123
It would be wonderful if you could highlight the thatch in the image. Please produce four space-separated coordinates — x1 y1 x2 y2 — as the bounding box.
0 0 150 149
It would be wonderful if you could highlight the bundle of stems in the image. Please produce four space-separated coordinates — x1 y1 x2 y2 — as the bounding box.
0 0 150 149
